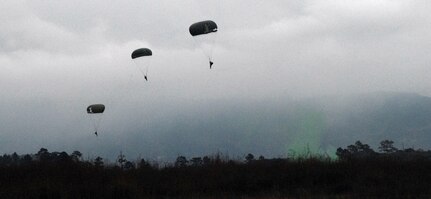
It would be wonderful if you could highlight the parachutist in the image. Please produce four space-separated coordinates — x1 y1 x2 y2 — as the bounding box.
190 21 218 70
131 48 152 81
87 104 104 137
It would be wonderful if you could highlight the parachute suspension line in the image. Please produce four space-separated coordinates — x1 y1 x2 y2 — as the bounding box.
87 114 101 135
208 31 218 61
190 21 218 68
91 114 103 133
86 104 105 137
192 32 217 68
136 67 148 81
208 32 217 69
131 51 151 82
133 61 147 81
137 67 146 80
204 33 218 61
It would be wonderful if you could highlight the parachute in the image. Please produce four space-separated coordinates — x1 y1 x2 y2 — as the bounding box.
131 48 152 81
189 20 218 69
87 104 105 136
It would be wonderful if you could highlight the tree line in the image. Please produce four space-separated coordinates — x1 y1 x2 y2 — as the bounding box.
1 140 431 198
1 140 429 169
336 139 431 160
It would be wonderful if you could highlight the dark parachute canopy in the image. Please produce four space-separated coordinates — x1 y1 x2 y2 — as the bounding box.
87 104 105 114
87 104 105 136
189 20 218 36
131 48 152 59
131 48 153 81
189 20 218 69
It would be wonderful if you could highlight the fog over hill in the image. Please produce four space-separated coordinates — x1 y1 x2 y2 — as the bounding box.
65 91 431 161
2 1 431 162
2 91 431 161
322 92 431 150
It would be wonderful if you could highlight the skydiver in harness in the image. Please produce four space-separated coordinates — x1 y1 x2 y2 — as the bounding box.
95 131 98 136
144 75 148 81
204 24 216 69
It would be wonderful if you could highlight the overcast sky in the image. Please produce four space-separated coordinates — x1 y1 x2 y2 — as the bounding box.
1 0 431 160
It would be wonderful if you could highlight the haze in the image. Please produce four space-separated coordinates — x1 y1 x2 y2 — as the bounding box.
1 0 431 161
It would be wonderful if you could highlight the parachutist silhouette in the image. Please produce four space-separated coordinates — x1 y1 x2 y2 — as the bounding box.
190 21 218 70
87 104 104 137
131 48 152 81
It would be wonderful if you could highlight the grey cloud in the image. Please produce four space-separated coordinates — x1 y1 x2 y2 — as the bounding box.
1 0 431 159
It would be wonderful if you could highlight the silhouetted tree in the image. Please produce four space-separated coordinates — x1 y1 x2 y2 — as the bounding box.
117 151 127 168
71 151 82 162
37 148 50 162
336 147 351 160
347 144 359 153
403 148 416 153
336 140 376 160
175 156 188 167
258 155 265 160
11 152 19 165
1 154 12 166
57 152 70 162
336 141 376 160
379 140 398 153
94 156 104 168
138 158 151 169
21 154 32 165
245 153 254 163
354 141 373 153
37 148 48 154
190 157 203 166
202 156 211 165
124 161 135 170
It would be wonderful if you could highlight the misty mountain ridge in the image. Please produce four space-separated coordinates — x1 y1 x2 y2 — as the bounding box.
94 91 431 161
322 91 431 150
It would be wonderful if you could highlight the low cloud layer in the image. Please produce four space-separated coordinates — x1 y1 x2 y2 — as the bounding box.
1 0 431 159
